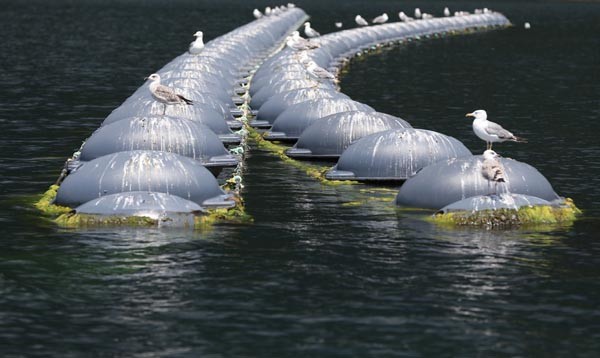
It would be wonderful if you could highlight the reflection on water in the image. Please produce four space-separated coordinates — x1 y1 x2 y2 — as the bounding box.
1 0 600 356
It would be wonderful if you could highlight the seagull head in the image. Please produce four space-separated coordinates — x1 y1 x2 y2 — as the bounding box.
304 22 311 27
466 109 487 120
193 31 203 38
483 149 500 160
145 73 160 82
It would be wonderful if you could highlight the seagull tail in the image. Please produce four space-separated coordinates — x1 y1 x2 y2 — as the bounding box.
179 95 194 105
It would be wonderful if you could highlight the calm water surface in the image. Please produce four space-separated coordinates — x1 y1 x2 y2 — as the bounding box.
1 0 599 356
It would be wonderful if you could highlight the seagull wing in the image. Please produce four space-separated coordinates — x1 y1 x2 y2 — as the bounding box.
482 159 506 182
155 85 191 104
485 121 516 140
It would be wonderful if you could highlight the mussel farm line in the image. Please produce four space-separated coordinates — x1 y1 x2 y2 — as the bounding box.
249 11 580 227
36 7 580 228
36 5 309 228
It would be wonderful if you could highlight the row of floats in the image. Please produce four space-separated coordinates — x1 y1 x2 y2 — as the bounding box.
37 6 579 228
38 5 309 227
249 10 579 226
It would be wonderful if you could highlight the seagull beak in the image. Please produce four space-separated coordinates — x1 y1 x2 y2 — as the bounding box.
465 112 474 117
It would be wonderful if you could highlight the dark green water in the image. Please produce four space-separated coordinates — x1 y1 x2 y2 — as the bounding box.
1 0 599 356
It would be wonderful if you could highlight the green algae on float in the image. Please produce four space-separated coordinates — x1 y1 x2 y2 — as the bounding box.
35 185 72 216
36 182 253 229
431 198 581 227
247 126 359 186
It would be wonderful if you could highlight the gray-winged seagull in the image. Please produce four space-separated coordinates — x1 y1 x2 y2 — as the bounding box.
146 73 193 115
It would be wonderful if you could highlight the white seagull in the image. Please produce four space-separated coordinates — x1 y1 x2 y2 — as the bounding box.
398 11 413 22
335 22 342 28
286 31 319 51
253 8 263 19
466 110 527 150
481 149 506 194
414 8 422 19
303 22 320 38
188 31 204 54
524 22 531 29
372 13 389 24
355 15 369 26
444 7 450 17
305 61 337 85
146 73 193 115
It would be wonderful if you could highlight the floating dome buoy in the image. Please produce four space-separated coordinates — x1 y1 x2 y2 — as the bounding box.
256 88 350 124
250 70 309 95
73 191 205 227
326 128 471 181
286 111 411 159
437 193 552 214
265 98 375 141
395 154 561 209
78 116 238 175
54 150 234 208
102 103 240 145
249 79 334 109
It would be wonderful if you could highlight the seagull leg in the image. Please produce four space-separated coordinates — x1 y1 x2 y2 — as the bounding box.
163 104 166 116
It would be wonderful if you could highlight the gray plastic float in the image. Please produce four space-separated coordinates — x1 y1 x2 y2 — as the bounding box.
256 88 350 124
249 79 334 109
395 154 561 209
326 128 471 181
437 193 555 214
79 116 238 173
265 99 376 141
75 191 205 226
286 111 412 159
55 150 234 208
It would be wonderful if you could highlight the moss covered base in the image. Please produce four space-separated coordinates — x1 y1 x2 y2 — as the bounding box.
34 185 72 216
432 199 581 228
35 183 253 229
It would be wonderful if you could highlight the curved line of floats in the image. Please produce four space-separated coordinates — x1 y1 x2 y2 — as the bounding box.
41 5 578 227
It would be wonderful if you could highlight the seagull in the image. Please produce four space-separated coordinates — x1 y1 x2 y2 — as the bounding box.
399 11 413 22
355 15 369 26
524 22 531 29
253 8 263 19
264 6 272 16
444 7 450 16
146 73 193 115
303 22 320 38
372 13 389 24
305 61 337 86
286 31 319 51
335 22 342 28
481 149 506 195
422 13 434 19
466 110 527 150
414 8 422 19
188 31 204 54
